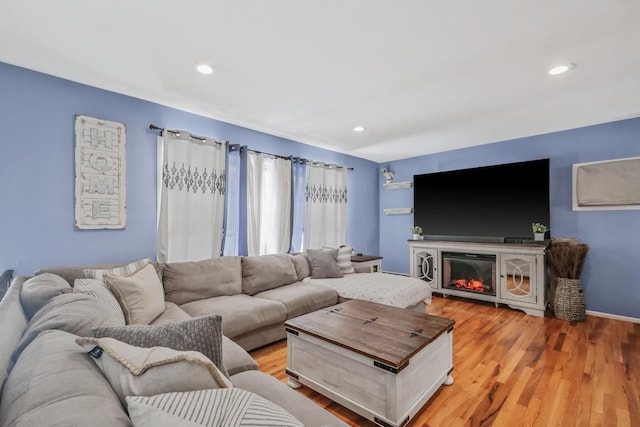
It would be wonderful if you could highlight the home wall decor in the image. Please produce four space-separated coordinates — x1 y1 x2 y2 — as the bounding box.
572 156 640 211
74 115 126 229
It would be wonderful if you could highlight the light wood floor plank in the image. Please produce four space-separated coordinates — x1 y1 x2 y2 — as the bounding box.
251 295 640 426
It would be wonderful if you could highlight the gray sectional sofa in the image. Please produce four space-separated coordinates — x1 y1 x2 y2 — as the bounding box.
0 253 349 426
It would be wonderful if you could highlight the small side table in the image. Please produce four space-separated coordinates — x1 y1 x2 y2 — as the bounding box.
351 255 382 273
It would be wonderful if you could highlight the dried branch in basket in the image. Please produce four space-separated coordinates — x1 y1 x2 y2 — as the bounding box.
547 243 589 279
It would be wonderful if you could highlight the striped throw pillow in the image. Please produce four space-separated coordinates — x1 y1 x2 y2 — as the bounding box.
74 278 126 325
324 246 355 274
126 388 303 427
84 258 152 282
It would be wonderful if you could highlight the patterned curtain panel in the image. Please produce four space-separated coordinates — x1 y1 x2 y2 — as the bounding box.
246 152 292 256
157 133 226 263
304 164 347 249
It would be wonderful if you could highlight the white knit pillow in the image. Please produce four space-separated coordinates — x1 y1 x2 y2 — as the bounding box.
323 246 355 274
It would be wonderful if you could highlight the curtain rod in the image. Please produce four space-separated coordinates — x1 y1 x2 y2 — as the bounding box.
151 124 352 170
149 124 225 145
245 147 353 170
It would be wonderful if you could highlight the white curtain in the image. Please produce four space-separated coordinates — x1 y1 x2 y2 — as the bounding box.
246 152 292 256
304 164 348 249
222 147 241 256
157 132 226 263
290 159 307 253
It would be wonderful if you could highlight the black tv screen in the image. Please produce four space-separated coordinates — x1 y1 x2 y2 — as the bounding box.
413 159 550 242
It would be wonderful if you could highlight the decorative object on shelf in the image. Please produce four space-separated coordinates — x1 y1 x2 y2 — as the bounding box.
531 222 548 241
380 166 394 184
411 225 423 240
546 241 589 321
383 208 413 215
75 115 126 229
383 181 413 190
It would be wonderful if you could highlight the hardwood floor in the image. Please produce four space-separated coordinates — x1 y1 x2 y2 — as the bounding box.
251 295 640 427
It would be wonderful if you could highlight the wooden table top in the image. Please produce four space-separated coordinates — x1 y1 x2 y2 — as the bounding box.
350 254 383 262
285 300 455 371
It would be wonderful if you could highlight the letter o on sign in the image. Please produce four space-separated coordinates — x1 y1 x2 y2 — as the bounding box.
89 154 114 171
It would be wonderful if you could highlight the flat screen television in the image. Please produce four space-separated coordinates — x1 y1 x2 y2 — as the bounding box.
413 159 550 243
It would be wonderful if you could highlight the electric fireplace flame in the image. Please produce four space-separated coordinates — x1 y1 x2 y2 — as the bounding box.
454 279 485 293
442 251 497 297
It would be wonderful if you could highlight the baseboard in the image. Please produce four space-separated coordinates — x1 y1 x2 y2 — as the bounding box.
585 310 640 324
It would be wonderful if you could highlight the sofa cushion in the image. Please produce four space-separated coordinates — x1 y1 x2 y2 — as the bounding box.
180 294 287 339
254 282 338 319
150 301 192 325
292 253 311 280
105 263 166 325
74 278 127 325
306 248 343 279
19 273 72 319
230 370 349 427
163 256 242 305
37 262 132 285
14 292 123 361
126 388 303 427
221 336 259 376
144 302 258 375
76 337 232 405
92 314 229 378
0 330 131 427
242 254 298 295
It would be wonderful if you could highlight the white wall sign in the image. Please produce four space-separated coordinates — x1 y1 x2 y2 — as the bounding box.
74 115 126 229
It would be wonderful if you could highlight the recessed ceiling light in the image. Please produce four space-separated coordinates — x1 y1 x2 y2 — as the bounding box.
353 125 366 132
548 63 575 75
195 63 215 75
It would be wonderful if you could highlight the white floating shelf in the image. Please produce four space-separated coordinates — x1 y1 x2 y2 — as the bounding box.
383 208 413 215
383 181 413 190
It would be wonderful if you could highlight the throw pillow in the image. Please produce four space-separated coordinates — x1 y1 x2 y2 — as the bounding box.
306 249 343 279
75 337 233 405
104 263 165 325
19 273 72 319
84 258 152 282
126 388 303 427
74 278 126 325
324 246 355 274
92 314 229 378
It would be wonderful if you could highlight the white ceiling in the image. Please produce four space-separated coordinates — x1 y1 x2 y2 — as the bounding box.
1 1 639 162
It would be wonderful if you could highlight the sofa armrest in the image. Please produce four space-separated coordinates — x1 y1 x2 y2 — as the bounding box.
0 277 29 393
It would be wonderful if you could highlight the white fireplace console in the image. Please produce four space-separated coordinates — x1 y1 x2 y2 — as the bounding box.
409 240 547 316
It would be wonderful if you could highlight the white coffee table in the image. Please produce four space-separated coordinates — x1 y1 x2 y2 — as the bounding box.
285 300 455 427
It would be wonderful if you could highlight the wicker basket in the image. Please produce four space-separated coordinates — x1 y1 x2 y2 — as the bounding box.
554 278 586 321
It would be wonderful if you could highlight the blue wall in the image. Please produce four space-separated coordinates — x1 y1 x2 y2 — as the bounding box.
0 62 379 275
379 118 640 318
2 61 638 318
